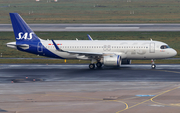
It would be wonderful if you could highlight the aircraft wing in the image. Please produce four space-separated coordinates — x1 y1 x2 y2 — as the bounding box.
52 40 103 57
51 40 125 60
64 51 103 56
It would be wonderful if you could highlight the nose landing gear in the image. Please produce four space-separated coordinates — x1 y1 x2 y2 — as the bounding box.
151 59 156 69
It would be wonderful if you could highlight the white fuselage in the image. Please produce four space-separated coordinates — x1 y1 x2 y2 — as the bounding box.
40 40 177 60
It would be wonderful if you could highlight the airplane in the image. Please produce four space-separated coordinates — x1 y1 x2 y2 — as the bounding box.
7 13 177 69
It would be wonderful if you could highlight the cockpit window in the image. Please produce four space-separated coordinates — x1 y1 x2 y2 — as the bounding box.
160 45 170 49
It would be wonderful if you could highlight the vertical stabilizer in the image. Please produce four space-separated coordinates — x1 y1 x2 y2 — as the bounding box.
9 13 40 42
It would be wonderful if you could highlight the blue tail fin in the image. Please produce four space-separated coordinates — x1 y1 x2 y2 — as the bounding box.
9 13 40 42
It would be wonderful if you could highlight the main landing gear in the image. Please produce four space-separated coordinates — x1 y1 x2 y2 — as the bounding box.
151 59 156 69
89 62 102 69
89 63 95 69
96 62 102 68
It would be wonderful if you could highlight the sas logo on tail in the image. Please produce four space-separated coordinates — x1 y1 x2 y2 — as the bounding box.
16 32 34 40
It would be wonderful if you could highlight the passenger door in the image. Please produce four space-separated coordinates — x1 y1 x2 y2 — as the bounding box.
150 42 155 53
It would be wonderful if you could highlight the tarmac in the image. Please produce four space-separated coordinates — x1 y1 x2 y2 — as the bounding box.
0 64 180 113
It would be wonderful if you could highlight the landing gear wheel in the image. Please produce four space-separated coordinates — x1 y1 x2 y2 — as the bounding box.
96 62 102 68
89 63 95 69
151 64 156 69
151 59 156 69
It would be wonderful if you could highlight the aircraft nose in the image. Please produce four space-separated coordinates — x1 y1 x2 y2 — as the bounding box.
171 49 177 57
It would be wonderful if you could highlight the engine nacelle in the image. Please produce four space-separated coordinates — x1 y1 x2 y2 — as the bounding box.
103 55 121 66
121 59 131 65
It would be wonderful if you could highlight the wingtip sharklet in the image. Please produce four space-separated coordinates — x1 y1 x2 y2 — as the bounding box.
87 34 93 41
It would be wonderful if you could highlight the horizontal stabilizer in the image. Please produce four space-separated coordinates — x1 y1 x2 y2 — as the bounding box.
7 42 29 49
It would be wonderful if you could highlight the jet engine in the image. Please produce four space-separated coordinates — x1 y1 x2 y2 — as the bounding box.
103 55 121 66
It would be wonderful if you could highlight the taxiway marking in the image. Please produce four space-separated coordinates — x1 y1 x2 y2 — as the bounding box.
116 85 180 113
151 86 180 107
